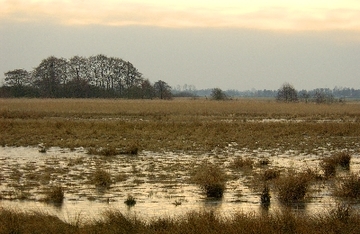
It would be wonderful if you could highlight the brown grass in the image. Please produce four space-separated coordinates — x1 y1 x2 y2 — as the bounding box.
91 169 112 188
230 156 254 170
44 185 64 205
275 171 313 203
0 98 360 153
335 173 360 198
191 161 227 198
1 207 360 234
320 152 352 178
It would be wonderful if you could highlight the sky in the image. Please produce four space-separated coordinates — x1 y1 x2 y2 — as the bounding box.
1 0 360 91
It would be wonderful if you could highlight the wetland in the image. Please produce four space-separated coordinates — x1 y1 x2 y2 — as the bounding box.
1 98 360 233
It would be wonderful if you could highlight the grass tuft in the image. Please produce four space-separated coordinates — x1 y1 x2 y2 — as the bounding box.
124 194 137 207
320 157 337 178
262 169 280 181
92 169 112 188
275 172 312 203
191 161 227 198
44 185 64 205
320 152 352 178
260 185 271 207
230 156 253 170
335 173 360 198
333 152 351 169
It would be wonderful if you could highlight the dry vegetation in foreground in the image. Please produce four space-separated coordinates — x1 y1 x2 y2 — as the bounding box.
1 98 360 153
1 205 360 234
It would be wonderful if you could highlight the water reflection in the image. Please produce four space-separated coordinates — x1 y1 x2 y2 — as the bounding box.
0 146 360 223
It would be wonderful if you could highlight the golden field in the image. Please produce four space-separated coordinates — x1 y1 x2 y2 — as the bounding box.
1 98 360 153
1 98 360 233
0 99 360 152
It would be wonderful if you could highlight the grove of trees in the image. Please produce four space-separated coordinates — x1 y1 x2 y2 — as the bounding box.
0 55 172 99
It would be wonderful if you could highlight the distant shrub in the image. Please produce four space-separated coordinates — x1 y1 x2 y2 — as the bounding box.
276 83 298 102
210 88 228 100
191 161 227 198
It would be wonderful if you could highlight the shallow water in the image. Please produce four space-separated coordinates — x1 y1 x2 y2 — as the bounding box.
0 146 359 222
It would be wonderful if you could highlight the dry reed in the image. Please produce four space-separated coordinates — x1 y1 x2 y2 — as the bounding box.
1 98 360 153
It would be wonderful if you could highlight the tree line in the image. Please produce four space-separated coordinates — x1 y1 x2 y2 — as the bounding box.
173 85 360 101
0 55 172 99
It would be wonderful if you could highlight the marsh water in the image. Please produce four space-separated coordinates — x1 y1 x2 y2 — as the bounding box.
0 146 359 222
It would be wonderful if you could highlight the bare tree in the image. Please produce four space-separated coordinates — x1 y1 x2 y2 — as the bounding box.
210 88 227 100
4 69 30 87
154 80 172 99
32 56 69 97
276 83 298 102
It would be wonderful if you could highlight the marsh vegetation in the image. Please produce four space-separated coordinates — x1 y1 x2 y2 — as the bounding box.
0 98 360 232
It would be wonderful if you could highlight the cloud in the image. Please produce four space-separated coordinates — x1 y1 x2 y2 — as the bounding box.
1 0 360 31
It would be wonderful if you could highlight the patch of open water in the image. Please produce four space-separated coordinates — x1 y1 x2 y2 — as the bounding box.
0 146 360 223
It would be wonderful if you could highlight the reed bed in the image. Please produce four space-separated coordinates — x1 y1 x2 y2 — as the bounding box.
1 206 360 234
1 98 360 153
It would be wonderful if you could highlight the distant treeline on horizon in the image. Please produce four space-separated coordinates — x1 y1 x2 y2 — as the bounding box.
1 55 360 99
173 87 360 99
0 55 172 99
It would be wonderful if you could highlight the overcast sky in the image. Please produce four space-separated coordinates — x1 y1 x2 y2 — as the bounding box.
1 0 360 90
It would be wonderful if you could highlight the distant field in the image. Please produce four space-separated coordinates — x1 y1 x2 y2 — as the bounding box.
1 98 360 153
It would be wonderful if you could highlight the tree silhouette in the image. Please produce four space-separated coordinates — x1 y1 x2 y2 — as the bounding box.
276 83 298 102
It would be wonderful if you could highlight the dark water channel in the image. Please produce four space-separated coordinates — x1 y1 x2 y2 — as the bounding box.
0 146 359 222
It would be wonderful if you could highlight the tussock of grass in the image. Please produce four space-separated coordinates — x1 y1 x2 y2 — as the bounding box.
92 169 112 188
335 173 360 198
191 161 227 198
320 152 352 178
333 152 351 169
262 169 280 181
260 185 271 206
44 185 64 205
124 194 136 207
230 157 254 170
320 157 337 178
275 172 312 203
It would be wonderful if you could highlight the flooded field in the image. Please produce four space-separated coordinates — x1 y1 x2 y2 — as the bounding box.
1 146 359 222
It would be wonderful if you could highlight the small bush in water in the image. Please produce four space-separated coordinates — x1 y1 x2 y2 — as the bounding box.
44 185 64 205
92 169 112 188
191 161 227 198
335 173 360 198
276 172 312 203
